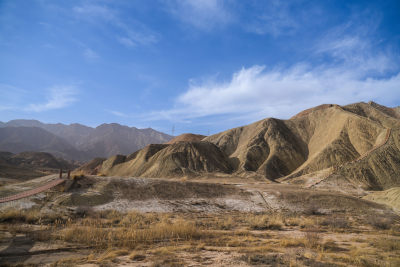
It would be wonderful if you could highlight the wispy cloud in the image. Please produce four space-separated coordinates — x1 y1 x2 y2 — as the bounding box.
73 4 116 21
117 37 136 47
245 1 298 36
116 25 158 47
165 0 232 31
73 3 158 47
315 20 396 75
27 86 78 112
83 48 100 60
106 110 129 118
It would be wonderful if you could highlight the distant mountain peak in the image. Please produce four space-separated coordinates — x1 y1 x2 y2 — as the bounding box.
0 119 173 161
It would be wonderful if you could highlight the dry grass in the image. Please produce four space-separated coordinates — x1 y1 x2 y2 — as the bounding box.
279 237 305 247
214 216 234 230
247 213 283 230
284 216 302 226
0 208 41 223
59 217 200 249
0 207 65 224
320 215 350 231
1 208 399 266
371 237 400 251
303 229 321 249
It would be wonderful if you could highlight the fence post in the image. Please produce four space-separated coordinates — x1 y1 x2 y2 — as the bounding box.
59 169 62 179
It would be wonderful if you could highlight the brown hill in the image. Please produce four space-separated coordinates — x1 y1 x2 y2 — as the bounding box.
99 142 232 177
167 133 206 144
0 151 77 180
78 102 400 190
73 157 106 175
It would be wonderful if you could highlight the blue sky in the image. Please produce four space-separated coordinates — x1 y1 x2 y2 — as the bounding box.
0 0 399 135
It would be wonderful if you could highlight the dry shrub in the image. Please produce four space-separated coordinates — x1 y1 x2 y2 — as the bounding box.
347 246 386 267
303 229 321 249
50 257 85 267
0 208 41 223
215 216 234 230
303 203 322 215
284 216 302 226
119 211 159 227
299 217 315 229
240 253 286 266
97 249 129 262
130 251 146 261
279 238 305 247
366 215 393 230
320 216 350 230
371 238 400 251
99 209 123 220
74 206 95 218
247 214 283 230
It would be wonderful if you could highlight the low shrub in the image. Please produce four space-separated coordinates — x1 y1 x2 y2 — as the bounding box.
367 215 393 230
247 214 283 230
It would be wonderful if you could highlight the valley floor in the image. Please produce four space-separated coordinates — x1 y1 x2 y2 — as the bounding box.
0 175 399 266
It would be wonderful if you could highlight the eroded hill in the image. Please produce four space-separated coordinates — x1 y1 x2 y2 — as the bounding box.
77 102 400 191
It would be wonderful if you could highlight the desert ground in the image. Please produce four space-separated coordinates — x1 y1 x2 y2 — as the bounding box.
0 174 399 267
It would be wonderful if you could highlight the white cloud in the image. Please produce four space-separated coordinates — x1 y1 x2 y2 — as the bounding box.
27 86 78 112
166 0 232 31
145 57 400 123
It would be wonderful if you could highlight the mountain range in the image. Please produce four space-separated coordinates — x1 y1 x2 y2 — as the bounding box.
77 101 400 192
0 120 172 161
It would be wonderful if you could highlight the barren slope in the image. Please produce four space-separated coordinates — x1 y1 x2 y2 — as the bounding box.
205 103 393 183
317 128 400 190
363 187 400 211
77 102 400 190
101 142 233 177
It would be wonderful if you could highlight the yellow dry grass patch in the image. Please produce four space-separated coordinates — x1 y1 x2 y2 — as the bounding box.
247 213 284 230
59 218 199 249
